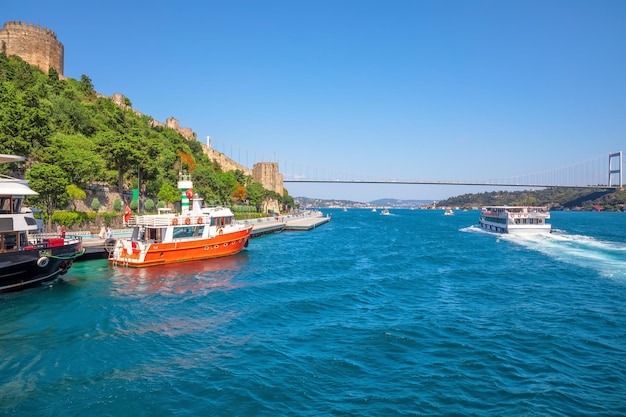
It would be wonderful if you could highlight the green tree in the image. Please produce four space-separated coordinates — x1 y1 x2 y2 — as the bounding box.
78 74 95 99
66 184 86 210
96 130 146 195
157 183 180 208
246 182 267 211
40 133 105 185
26 163 70 229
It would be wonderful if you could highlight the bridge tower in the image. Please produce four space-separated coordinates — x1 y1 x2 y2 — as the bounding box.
608 152 622 187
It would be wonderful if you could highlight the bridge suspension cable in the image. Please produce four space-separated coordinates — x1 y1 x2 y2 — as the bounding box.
205 138 622 189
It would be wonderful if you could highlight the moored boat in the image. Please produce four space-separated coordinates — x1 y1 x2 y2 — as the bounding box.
0 154 83 292
479 206 551 234
108 175 252 267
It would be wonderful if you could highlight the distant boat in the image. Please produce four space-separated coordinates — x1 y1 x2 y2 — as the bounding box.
444 208 454 216
381 208 390 216
479 206 551 234
371 208 377 212
343 207 347 212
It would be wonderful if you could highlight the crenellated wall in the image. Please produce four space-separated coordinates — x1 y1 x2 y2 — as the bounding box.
0 21 64 75
201 145 251 176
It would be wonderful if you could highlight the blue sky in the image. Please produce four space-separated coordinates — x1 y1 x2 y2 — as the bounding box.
4 0 625 202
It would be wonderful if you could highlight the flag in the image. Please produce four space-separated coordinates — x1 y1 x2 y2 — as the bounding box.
124 203 132 223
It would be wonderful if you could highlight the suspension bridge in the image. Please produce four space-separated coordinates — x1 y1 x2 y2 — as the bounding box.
284 151 623 189
207 137 623 190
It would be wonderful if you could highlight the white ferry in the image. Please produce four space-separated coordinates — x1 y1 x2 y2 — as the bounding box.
479 206 551 234
0 154 83 292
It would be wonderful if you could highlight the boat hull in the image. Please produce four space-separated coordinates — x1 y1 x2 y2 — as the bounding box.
109 227 252 267
479 221 551 234
0 241 83 293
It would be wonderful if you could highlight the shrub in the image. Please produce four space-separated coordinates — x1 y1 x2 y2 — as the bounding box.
91 198 100 211
144 198 155 211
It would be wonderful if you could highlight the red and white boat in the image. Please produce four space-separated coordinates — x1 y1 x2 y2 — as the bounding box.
109 176 252 268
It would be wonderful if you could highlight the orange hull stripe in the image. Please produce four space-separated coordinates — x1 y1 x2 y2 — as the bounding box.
110 228 251 268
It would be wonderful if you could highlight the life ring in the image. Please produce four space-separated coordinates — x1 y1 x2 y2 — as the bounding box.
37 256 49 268
172 218 178 226
197 217 203 224
538 219 543 224
185 218 191 225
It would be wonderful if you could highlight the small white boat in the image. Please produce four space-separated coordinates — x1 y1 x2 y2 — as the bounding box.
371 208 377 213
479 206 551 234
444 208 454 216
381 208 390 216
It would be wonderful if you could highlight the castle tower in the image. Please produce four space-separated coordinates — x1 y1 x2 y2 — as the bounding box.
253 162 284 195
0 21 64 76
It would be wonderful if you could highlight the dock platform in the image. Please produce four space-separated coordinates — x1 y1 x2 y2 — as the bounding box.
284 213 331 231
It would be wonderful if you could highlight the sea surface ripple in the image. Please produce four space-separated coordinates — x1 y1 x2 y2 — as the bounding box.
1 210 625 416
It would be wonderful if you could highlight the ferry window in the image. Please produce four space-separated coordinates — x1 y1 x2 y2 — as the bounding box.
174 226 204 239
2 233 17 250
0 198 10 213
12 198 21 214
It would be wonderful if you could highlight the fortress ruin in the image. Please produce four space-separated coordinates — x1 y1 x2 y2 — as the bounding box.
1 20 284 207
0 21 64 76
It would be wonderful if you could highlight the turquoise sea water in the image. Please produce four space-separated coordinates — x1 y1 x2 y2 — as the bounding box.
1 209 626 416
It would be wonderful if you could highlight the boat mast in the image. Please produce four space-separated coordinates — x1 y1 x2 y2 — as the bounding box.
178 172 193 215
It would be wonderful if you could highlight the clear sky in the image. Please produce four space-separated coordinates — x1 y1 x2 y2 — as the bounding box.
4 0 625 202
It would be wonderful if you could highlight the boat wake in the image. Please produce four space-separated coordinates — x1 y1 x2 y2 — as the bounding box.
461 225 626 280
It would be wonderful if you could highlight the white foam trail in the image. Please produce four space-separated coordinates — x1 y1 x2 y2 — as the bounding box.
462 225 626 280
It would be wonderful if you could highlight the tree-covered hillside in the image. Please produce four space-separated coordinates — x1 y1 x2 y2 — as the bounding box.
438 187 626 211
0 54 293 221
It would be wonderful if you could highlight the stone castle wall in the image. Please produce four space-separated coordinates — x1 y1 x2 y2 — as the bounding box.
252 162 284 195
201 145 251 176
0 21 64 75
